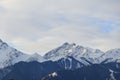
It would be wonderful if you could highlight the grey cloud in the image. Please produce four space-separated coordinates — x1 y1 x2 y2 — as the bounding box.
0 0 120 55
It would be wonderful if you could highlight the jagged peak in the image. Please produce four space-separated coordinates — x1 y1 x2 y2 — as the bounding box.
62 42 76 46
63 42 70 46
0 39 8 49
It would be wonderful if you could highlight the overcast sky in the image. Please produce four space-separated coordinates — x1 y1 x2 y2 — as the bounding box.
0 0 120 55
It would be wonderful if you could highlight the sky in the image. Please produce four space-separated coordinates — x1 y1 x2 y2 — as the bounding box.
0 0 120 55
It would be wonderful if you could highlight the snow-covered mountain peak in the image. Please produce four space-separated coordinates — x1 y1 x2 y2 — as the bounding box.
102 48 120 63
44 43 78 60
0 39 48 68
62 42 76 48
44 43 104 64
0 39 29 68
0 39 8 50
62 42 69 46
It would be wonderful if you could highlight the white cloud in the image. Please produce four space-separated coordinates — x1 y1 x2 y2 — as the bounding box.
0 0 120 55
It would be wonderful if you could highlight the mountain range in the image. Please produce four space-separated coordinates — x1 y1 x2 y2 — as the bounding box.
0 39 120 80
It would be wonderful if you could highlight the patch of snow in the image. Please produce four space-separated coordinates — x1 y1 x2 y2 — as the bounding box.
109 69 116 80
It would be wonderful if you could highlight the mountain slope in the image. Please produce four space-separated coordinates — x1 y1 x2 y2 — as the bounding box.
3 61 120 80
42 63 120 80
56 56 85 70
2 61 62 80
